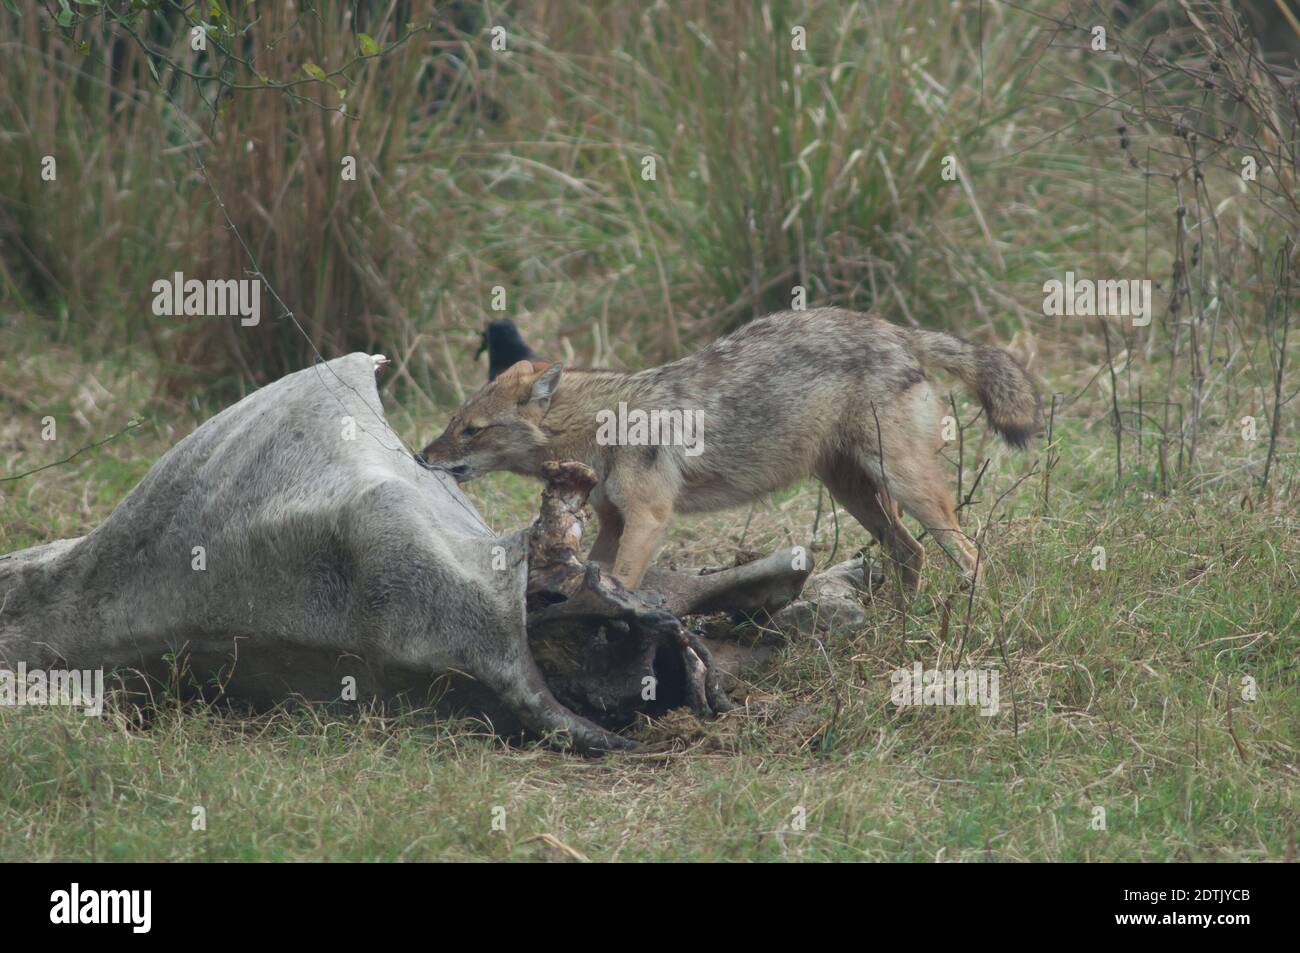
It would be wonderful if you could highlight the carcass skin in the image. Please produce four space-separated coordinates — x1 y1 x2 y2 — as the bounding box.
0 353 632 751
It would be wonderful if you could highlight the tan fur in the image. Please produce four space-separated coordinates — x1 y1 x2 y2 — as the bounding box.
421 308 1041 590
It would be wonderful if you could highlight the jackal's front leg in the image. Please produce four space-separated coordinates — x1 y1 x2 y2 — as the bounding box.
611 502 672 589
587 499 624 568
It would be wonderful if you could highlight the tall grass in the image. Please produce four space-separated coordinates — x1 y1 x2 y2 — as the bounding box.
0 8 182 337
1 0 459 389
2 0 1065 388
413 0 1065 369
0 0 1296 502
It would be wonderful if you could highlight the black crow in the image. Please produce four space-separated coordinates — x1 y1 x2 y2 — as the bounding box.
476 319 539 381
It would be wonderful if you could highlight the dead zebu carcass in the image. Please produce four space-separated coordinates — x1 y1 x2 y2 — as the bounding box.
0 355 811 751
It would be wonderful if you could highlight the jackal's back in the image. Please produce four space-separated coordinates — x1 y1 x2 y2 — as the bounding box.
631 308 1035 483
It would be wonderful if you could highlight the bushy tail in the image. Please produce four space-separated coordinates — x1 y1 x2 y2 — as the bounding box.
910 330 1043 447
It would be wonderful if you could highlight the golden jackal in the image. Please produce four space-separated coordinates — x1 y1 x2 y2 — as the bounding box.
421 308 1041 590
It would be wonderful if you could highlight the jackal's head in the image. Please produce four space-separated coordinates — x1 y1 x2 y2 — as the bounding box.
418 360 562 481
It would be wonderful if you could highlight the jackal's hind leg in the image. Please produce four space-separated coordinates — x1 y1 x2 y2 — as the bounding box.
891 484 980 586
819 460 925 597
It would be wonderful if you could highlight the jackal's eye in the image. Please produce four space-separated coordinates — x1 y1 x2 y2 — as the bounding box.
462 425 483 439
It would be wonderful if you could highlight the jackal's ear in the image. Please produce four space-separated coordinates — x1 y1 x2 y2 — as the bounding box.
499 360 534 381
526 363 563 413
